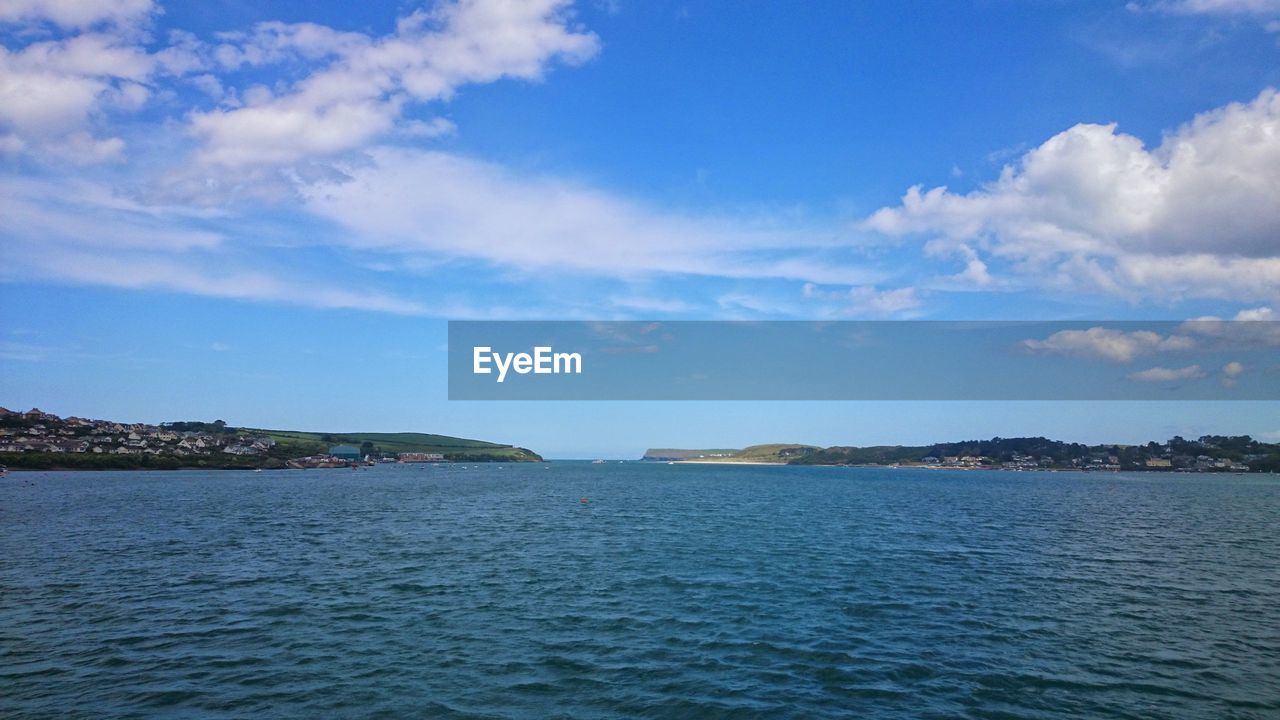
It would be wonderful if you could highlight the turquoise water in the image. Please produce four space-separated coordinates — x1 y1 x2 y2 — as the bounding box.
2 463 1278 718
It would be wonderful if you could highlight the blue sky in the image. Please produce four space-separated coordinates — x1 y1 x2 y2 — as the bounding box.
1 0 1278 456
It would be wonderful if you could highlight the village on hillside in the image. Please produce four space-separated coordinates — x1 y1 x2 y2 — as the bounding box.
0 408 448 470
0 407 272 457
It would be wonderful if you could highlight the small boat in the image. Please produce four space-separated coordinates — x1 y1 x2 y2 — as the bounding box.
591 459 606 464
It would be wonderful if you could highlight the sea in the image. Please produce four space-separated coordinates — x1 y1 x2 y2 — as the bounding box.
2 462 1278 719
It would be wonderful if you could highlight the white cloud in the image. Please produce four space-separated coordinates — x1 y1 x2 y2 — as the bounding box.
0 173 428 315
952 257 993 287
0 34 151 158
0 175 224 249
1023 327 1196 362
715 292 802 318
864 89 1280 303
211 21 371 70
301 147 878 285
607 295 695 314
799 282 924 317
1137 0 1280 15
0 341 50 362
7 243 429 315
844 286 923 316
4 0 594 168
1180 307 1280 346
1219 359 1245 387
19 1 1273 322
400 117 457 138
1231 307 1275 321
189 0 600 168
0 0 155 29
1128 364 1207 382
0 12 209 161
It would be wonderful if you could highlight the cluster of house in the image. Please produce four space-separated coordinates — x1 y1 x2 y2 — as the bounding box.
917 450 1250 472
286 454 357 469
920 455 1013 468
1176 456 1251 472
920 454 1064 470
285 448 446 468
0 407 274 457
398 452 446 463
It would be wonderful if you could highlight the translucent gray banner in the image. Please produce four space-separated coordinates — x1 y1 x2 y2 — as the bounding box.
448 321 1280 400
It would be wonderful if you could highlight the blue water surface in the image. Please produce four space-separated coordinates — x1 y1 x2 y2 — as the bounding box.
2 463 1278 719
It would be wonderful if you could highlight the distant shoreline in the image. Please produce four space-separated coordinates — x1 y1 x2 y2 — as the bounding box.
643 436 1275 473
672 460 783 466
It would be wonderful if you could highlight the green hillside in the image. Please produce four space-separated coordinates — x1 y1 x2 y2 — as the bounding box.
253 429 542 462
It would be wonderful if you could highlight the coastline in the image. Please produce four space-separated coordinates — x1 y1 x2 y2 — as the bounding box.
672 460 785 465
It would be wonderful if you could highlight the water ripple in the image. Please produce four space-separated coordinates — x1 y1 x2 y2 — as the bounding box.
2 464 1278 719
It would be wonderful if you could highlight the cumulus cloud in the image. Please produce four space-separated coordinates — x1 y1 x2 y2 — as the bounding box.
0 3 211 161
189 0 599 168
1022 327 1196 362
0 33 155 159
2 0 595 167
1128 364 1207 382
864 89 1280 303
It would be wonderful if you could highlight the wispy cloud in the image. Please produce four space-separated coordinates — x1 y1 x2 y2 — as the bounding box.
802 283 925 317
5 243 430 315
0 341 50 362
1131 0 1280 16
301 148 880 286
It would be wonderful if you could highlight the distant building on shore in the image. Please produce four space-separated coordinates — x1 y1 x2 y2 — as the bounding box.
399 453 446 463
328 445 361 461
